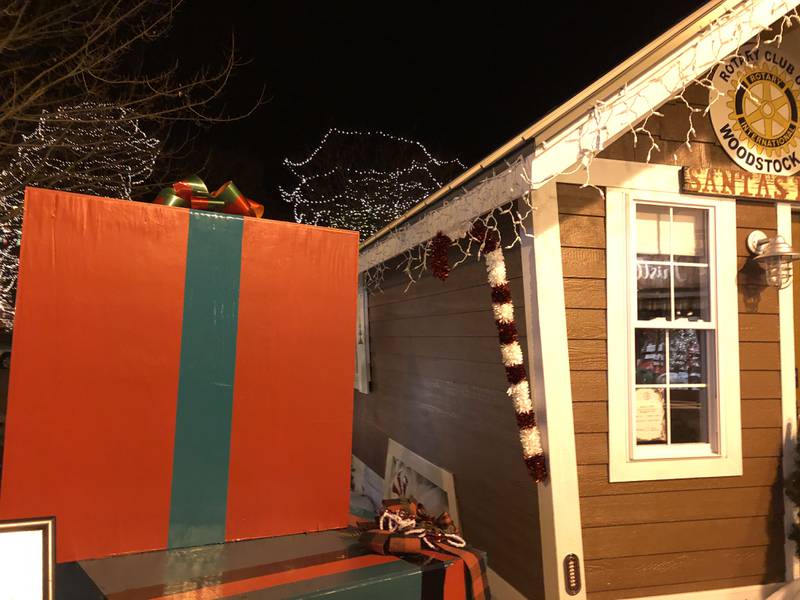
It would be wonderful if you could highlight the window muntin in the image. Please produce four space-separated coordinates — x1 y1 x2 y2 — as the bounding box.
631 202 717 456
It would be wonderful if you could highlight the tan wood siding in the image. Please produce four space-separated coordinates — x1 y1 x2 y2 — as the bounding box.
585 547 783 597
352 236 545 599
559 169 785 597
587 575 782 600
583 516 780 558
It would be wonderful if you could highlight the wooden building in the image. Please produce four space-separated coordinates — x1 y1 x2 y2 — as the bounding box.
352 1 800 598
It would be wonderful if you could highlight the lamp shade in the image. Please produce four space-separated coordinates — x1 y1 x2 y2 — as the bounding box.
752 235 800 264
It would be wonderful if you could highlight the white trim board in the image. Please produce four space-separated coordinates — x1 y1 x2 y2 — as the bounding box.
778 202 800 581
626 582 783 600
520 182 586 600
556 158 681 193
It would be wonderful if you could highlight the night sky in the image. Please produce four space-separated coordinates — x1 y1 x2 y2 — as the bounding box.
168 1 709 221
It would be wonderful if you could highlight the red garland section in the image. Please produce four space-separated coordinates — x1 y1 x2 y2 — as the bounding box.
430 232 452 281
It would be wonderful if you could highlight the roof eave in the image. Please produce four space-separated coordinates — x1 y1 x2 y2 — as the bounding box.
359 0 742 252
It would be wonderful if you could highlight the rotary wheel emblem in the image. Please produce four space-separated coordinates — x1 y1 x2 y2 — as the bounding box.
726 65 799 156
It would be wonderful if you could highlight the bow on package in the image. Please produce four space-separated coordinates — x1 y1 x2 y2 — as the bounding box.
359 498 490 600
154 175 265 218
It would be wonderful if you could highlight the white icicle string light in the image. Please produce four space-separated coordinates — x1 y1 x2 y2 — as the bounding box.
0 102 160 330
280 128 465 239
364 5 800 294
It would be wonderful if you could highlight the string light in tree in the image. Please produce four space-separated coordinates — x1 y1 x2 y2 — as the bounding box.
0 102 160 329
280 128 465 239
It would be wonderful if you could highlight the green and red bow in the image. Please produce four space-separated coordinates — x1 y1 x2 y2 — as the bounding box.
359 498 489 600
154 175 264 218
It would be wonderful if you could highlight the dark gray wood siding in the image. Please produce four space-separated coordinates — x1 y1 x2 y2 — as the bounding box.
353 242 545 599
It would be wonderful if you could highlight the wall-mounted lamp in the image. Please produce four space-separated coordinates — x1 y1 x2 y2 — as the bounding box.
747 230 800 289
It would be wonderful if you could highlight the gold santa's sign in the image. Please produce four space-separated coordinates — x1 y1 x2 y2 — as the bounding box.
682 166 800 201
710 45 800 175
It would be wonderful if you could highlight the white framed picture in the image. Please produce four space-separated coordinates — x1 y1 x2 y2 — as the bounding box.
384 438 460 528
0 517 55 600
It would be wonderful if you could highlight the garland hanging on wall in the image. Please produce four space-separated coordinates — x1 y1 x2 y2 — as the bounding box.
430 231 452 281
466 225 547 483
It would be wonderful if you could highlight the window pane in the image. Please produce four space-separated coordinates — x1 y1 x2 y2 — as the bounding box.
637 262 671 320
668 329 708 384
635 329 665 384
672 208 708 263
635 388 667 444
636 205 671 261
670 388 709 443
674 266 710 321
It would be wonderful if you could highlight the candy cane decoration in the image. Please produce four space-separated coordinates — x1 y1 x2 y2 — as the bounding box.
471 223 547 483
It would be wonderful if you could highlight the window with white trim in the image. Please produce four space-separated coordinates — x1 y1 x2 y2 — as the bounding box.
607 188 742 482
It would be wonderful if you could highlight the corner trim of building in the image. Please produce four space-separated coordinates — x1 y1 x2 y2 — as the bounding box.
519 180 587 600
625 581 783 600
777 201 799 581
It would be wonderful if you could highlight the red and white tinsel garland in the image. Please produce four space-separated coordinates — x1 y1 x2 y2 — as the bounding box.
471 223 547 483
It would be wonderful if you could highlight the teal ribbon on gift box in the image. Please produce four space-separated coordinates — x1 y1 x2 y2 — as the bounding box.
167 210 244 549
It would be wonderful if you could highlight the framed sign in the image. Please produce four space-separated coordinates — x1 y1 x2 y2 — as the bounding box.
0 517 55 600
384 438 460 528
681 166 800 201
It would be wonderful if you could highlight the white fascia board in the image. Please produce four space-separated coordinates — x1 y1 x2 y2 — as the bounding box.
358 158 529 272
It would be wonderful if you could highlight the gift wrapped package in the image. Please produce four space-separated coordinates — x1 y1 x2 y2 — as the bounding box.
56 528 488 600
0 188 359 562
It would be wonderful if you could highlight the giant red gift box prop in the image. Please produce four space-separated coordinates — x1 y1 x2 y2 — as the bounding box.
0 188 359 563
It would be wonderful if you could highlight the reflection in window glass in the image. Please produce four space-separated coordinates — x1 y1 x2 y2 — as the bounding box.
634 328 712 446
637 263 671 321
636 205 670 261
672 208 708 263
670 388 709 443
632 201 714 448
674 266 710 321
668 329 707 385
635 329 665 384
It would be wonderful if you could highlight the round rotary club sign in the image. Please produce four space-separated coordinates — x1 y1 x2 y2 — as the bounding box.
710 46 800 175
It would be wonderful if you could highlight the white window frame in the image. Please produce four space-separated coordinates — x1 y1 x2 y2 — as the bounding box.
607 187 742 482
354 275 371 394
